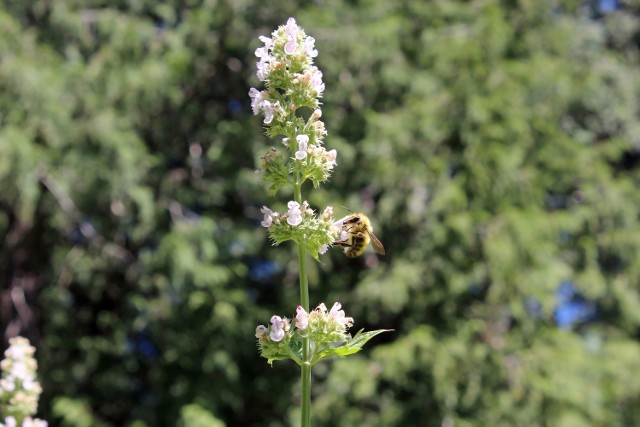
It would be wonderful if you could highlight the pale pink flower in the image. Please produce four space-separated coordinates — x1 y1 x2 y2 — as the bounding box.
303 37 318 58
270 316 286 342
329 302 354 327
285 39 298 54
256 59 270 81
295 306 309 330
260 206 276 228
262 100 281 124
248 88 268 115
308 67 325 95
285 18 298 36
21 417 48 427
323 206 334 221
258 35 273 51
255 45 270 61
286 201 302 226
284 18 300 54
325 149 337 166
295 135 309 160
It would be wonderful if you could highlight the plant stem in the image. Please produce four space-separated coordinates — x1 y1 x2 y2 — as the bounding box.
298 242 311 427
294 174 311 427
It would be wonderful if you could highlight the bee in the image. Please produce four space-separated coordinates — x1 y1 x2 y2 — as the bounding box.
333 212 385 258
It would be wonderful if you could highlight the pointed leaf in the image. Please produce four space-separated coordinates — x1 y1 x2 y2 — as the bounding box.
313 329 392 365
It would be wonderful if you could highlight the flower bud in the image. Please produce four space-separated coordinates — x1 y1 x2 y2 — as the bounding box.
255 325 268 339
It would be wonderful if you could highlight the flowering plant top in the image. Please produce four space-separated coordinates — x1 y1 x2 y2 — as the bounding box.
0 337 48 427
250 18 341 259
256 302 388 366
249 19 391 426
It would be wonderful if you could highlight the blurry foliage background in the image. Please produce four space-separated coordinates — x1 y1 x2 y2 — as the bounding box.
1 0 640 426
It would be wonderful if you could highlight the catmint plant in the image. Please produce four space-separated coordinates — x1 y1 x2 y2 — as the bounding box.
250 18 388 426
0 337 47 427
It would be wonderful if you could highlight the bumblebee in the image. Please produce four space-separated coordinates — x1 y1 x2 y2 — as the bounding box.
333 213 385 258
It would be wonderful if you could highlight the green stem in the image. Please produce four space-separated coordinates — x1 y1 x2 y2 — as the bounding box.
294 173 311 427
294 180 309 311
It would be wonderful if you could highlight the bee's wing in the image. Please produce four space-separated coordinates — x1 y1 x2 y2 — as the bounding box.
368 231 386 255
333 214 352 228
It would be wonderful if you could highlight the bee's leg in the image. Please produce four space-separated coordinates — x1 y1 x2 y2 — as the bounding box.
333 232 356 247
334 232 363 246
334 224 356 245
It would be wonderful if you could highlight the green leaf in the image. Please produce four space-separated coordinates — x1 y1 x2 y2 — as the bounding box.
313 329 392 365
260 148 291 196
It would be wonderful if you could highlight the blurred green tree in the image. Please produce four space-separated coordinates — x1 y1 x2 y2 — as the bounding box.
0 1 290 425
1 0 639 426
309 1 640 426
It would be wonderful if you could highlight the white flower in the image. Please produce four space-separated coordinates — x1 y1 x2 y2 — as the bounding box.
286 201 303 226
257 35 273 54
262 100 282 124
285 18 298 37
318 244 329 255
0 337 44 425
270 316 286 342
295 135 309 160
301 200 313 216
325 149 337 166
325 207 335 219
6 346 26 360
11 362 29 381
295 306 309 330
282 137 290 147
248 88 268 115
284 18 299 55
22 378 35 391
329 302 354 327
313 119 327 137
285 38 298 55
295 149 307 160
255 45 270 61
303 36 318 58
307 66 325 95
260 205 276 228
254 36 273 81
316 303 327 314
5 337 34 359
1 378 15 392
256 58 270 81
21 417 47 427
